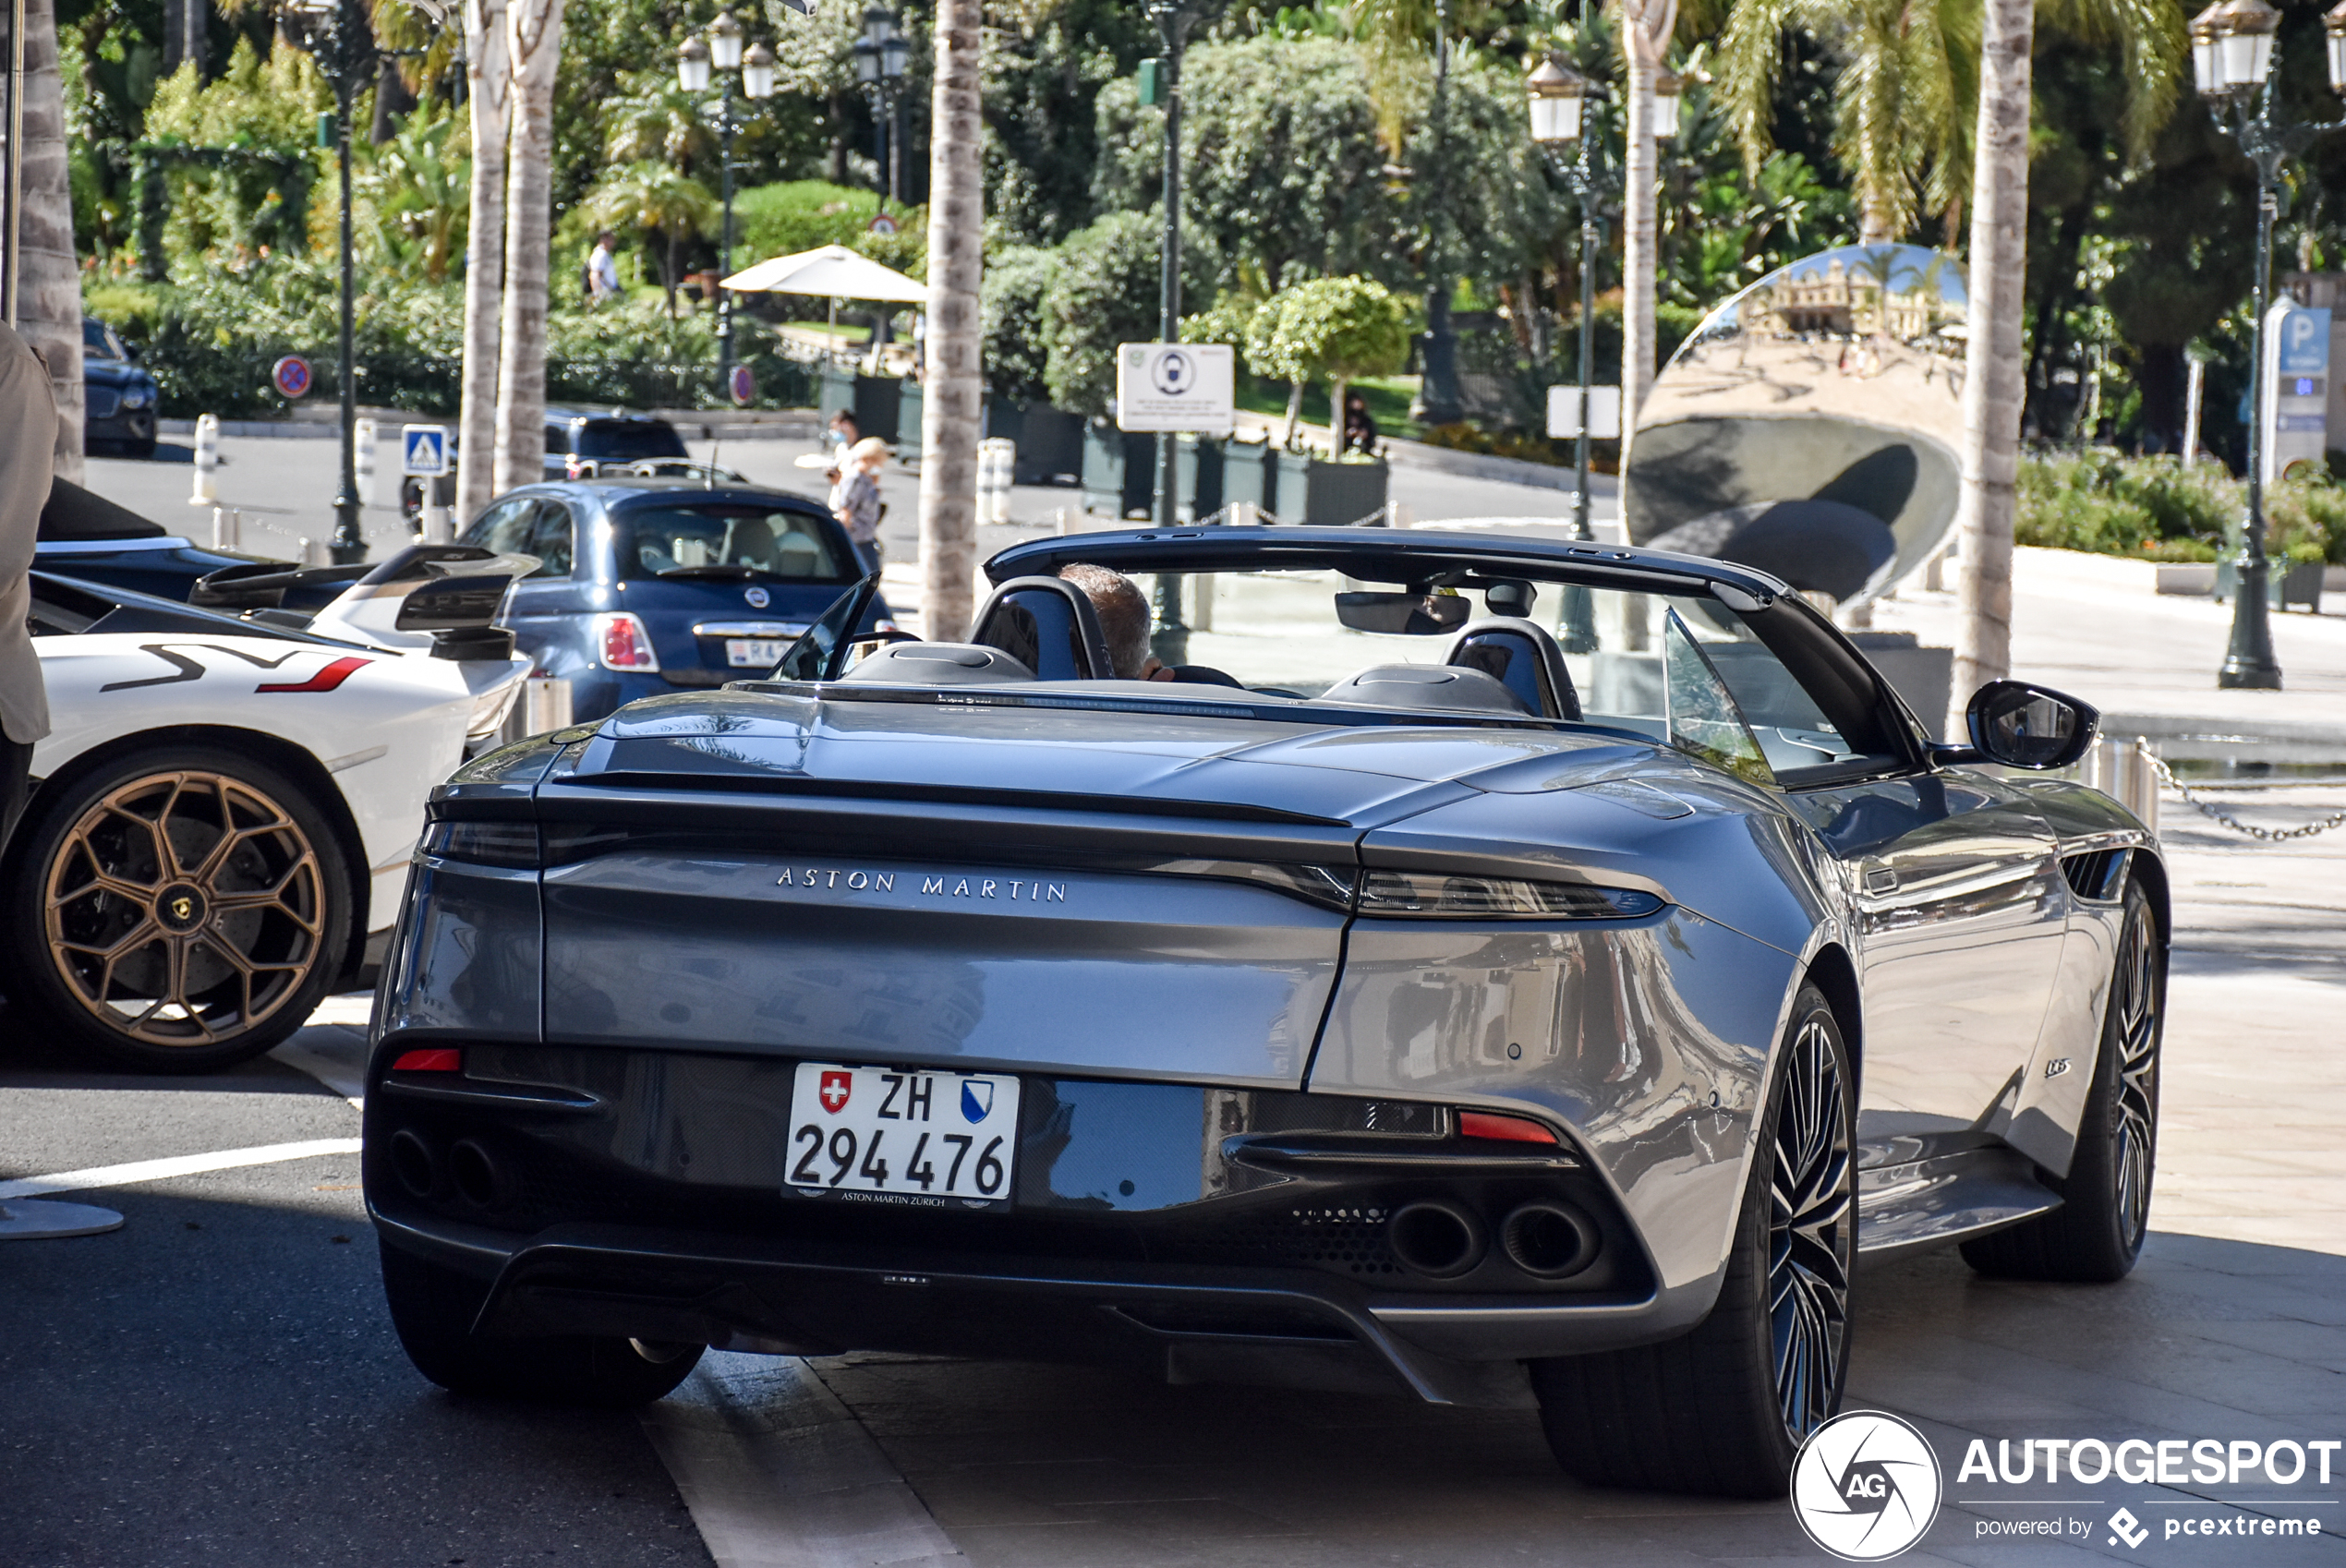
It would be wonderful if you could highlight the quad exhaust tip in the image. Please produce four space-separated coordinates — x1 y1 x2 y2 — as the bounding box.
1386 1200 1486 1278
1501 1200 1600 1279
388 1128 438 1200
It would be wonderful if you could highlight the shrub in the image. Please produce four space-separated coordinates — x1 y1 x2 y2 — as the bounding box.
1039 211 1165 416
732 180 926 283
982 246 1058 404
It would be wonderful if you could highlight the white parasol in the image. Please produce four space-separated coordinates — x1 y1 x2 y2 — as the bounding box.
721 244 927 302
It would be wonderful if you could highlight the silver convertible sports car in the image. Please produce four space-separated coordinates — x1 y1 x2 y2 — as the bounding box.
365 526 2163 1498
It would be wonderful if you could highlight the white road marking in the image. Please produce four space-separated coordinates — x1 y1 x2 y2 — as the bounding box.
641 1353 964 1568
0 1139 364 1200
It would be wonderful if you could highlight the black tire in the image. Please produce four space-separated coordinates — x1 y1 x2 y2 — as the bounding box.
380 1241 704 1406
1962 878 2162 1283
1531 983 1855 1497
0 745 353 1071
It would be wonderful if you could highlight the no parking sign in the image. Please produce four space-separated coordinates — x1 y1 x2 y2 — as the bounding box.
272 355 311 400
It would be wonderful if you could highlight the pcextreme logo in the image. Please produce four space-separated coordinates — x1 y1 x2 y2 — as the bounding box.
1791 1411 1945 1562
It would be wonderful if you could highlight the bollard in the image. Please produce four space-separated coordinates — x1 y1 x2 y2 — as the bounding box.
418 499 453 545
2078 735 2159 835
1227 501 1261 528
498 675 574 744
1384 500 1415 529
212 506 240 550
355 418 378 509
978 438 1016 525
190 414 220 504
299 537 328 566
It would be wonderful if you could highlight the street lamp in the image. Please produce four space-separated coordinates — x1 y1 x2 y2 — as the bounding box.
678 13 776 399
281 0 374 563
1529 54 1602 543
1412 0 1465 428
852 6 910 205
2191 0 2346 690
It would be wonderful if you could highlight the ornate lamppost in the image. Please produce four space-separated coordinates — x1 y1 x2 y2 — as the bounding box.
283 0 376 564
853 6 910 206
2190 0 2346 689
680 13 777 397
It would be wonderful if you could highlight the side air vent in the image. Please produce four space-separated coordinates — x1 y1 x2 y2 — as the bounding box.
2060 847 2131 902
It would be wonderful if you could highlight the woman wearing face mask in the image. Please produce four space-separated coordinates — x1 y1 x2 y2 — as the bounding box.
830 437 890 569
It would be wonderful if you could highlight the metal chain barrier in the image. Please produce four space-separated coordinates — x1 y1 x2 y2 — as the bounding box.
2134 737 2346 842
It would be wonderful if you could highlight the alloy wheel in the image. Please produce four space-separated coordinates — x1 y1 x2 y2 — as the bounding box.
42 770 327 1047
2110 898 2162 1254
1770 1014 1854 1442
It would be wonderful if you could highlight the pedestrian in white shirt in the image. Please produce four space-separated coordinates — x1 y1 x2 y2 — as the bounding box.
587 231 623 303
829 437 889 568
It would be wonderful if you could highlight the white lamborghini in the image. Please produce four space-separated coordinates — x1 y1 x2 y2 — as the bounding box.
6 547 535 1070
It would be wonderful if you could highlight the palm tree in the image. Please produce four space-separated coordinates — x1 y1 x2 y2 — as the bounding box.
1711 0 2181 246
602 79 717 175
584 163 720 314
1950 0 2031 729
493 0 564 496
918 0 984 642
18 0 82 482
1618 0 1676 440
457 0 509 521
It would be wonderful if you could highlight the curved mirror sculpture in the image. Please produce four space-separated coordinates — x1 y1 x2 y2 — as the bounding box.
1624 243 1966 610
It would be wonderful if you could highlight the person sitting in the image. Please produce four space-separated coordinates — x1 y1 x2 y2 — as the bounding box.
1340 392 1379 457
1057 562 1240 686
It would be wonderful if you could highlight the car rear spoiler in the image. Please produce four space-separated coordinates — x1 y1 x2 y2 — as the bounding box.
300 544 541 660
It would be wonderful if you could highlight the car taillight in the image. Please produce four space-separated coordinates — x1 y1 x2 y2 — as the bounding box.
420 819 540 866
392 1048 462 1072
595 612 660 671
1356 871 1662 920
1457 1110 1558 1144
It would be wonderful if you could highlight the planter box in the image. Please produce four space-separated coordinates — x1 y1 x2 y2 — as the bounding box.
1222 440 1281 515
983 399 1084 484
1082 421 1156 519
2214 556 2326 611
896 380 925 464
819 364 901 444
1176 435 1224 521
1279 452 1389 528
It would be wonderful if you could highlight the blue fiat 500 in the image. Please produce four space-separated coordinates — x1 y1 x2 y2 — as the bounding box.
459 476 895 721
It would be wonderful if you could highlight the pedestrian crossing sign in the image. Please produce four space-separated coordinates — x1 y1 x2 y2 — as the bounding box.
402 424 451 477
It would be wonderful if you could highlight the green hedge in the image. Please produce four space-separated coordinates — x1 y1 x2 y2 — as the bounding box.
2015 452 2344 565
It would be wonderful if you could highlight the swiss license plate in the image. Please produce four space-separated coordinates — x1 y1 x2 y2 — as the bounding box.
787 1063 1021 1207
726 637 791 668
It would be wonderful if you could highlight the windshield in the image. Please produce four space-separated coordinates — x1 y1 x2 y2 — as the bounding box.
566 420 688 461
986 567 1863 780
618 502 854 583
83 320 127 362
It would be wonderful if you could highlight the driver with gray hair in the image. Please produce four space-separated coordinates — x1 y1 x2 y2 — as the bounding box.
1057 563 1240 686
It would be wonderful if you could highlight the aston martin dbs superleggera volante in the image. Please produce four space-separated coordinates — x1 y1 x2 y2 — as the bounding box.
365 526 2163 1497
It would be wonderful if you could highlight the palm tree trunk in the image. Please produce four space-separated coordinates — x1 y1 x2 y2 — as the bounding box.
18 0 81 483
1948 0 2032 737
457 0 510 520
916 0 983 642
493 0 564 496
1621 55 1656 454
1617 0 1674 464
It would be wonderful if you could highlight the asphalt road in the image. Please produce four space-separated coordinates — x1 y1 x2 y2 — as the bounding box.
78 431 1612 573
0 1048 710 1568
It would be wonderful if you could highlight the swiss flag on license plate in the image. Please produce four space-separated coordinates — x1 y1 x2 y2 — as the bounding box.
818 1070 853 1114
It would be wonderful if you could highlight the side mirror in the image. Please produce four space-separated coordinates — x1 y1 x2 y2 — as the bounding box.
1960 680 2098 770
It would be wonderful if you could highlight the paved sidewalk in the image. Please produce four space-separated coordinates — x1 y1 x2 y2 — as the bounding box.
1876 549 2346 742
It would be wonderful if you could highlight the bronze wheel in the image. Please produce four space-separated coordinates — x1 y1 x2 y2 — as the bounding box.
5 747 352 1070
